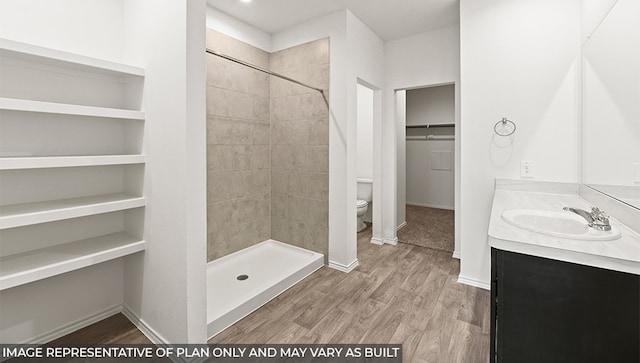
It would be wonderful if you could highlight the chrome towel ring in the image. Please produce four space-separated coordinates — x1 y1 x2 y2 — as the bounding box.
494 117 516 136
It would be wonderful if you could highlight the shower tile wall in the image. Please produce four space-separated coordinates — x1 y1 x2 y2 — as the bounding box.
270 39 330 257
206 29 329 261
206 30 271 261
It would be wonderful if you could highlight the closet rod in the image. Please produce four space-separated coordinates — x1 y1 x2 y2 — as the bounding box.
406 135 455 141
206 48 326 95
406 123 455 129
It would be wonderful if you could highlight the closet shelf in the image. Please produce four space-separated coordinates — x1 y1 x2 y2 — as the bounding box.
0 193 145 230
0 232 145 290
0 98 145 120
0 38 145 77
0 155 145 170
406 123 455 129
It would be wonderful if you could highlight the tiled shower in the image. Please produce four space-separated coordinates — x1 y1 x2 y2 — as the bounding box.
205 29 329 261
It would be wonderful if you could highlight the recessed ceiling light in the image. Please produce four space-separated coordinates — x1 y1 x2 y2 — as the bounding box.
240 0 251 3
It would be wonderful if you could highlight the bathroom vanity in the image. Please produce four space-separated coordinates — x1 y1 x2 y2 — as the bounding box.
490 249 638 363
488 180 640 363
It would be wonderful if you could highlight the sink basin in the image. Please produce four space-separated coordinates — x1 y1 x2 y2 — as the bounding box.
501 209 621 241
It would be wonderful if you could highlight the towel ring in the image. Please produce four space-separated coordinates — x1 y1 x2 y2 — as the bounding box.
494 117 516 136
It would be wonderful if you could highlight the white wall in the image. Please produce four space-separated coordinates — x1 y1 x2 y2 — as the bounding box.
0 261 123 343
581 0 618 42
459 0 581 288
0 0 129 344
122 0 207 343
406 140 455 210
0 0 124 62
357 84 374 180
346 11 385 252
205 6 271 52
581 0 639 187
383 25 461 252
406 85 455 126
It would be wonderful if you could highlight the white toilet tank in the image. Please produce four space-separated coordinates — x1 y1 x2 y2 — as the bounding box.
357 178 373 202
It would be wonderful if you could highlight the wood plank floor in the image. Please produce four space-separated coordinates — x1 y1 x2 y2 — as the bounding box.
51 313 152 344
210 226 491 363
53 225 490 362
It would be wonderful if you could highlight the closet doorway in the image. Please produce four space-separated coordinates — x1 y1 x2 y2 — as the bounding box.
398 84 455 253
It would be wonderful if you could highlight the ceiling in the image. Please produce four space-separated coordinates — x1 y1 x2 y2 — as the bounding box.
206 0 459 41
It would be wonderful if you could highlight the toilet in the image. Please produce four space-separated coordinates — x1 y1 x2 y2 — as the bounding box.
356 199 369 232
357 178 373 232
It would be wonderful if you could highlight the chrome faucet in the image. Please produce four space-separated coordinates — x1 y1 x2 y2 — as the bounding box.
563 206 611 231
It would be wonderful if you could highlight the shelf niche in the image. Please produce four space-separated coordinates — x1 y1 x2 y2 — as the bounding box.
0 209 145 291
0 38 147 298
0 38 144 111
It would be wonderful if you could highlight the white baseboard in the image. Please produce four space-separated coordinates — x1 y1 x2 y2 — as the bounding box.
457 275 490 290
452 249 461 259
122 304 170 344
328 258 359 273
396 221 407 231
406 202 454 211
370 237 384 245
21 304 121 344
383 237 398 245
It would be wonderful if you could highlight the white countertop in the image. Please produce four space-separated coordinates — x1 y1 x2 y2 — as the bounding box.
488 180 640 275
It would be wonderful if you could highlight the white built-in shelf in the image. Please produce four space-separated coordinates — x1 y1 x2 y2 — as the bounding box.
0 155 145 170
0 97 145 120
406 123 455 128
0 38 148 296
0 194 145 230
0 232 145 290
0 38 145 77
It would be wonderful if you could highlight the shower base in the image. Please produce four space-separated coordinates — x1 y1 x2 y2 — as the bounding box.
206 239 324 339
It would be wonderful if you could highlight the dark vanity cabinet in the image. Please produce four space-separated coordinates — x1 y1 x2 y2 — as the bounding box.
490 248 639 363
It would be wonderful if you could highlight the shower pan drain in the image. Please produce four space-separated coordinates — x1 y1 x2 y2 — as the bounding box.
236 274 249 281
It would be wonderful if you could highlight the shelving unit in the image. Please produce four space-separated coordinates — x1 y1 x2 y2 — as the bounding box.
0 194 146 229
0 38 145 77
0 98 145 120
0 155 145 170
0 233 145 291
406 123 455 129
0 38 146 290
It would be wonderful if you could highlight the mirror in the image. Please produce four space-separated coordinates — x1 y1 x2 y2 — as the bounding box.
581 0 640 209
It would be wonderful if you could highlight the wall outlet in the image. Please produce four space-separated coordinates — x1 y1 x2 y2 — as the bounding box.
521 160 534 178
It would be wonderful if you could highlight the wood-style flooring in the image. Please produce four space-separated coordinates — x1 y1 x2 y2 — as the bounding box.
51 313 152 345
53 225 490 362
210 225 490 362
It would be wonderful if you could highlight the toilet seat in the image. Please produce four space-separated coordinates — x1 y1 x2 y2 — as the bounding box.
357 200 368 208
